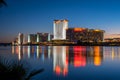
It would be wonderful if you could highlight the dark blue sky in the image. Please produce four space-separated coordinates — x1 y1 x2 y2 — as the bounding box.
1 0 120 42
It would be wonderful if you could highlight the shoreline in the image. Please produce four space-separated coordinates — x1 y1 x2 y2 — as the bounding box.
1 42 120 46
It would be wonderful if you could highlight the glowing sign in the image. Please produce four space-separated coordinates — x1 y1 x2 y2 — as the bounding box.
94 29 102 32
74 28 85 32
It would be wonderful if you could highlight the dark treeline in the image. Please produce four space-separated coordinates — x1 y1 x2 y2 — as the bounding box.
0 0 7 7
52 42 120 46
12 42 120 46
76 41 120 46
0 43 12 46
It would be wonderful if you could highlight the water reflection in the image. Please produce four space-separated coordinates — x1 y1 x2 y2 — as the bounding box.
53 46 68 76
27 46 38 59
68 46 103 67
12 46 120 77
73 46 86 67
103 47 120 60
93 46 103 66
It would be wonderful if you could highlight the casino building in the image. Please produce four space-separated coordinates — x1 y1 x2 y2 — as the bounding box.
66 28 105 42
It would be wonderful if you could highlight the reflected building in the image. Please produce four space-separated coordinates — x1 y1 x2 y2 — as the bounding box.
27 46 49 59
103 47 120 60
73 46 86 67
18 46 23 60
12 46 23 60
12 46 52 60
27 46 39 59
68 46 103 67
68 46 87 67
86 46 94 64
48 46 52 59
17 46 28 59
68 46 74 64
11 45 104 77
12 46 15 54
86 46 103 66
53 46 68 76
93 46 103 66
27 46 52 59
37 46 40 58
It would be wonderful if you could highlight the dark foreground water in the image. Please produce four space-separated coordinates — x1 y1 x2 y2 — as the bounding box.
0 46 120 80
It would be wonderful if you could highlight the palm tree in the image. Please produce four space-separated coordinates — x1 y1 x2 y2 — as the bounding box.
0 56 44 80
0 0 7 7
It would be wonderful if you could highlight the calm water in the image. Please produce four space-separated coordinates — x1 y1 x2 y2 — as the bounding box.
0 46 120 80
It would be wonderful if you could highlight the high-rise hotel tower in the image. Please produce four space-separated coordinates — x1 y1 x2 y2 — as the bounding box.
53 19 68 40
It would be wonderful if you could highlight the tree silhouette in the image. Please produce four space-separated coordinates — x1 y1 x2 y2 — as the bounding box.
0 0 7 7
0 56 44 80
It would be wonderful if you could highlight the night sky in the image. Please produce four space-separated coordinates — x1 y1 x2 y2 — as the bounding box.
1 0 120 42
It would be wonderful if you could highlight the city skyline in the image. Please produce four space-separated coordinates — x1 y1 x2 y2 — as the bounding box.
1 0 120 42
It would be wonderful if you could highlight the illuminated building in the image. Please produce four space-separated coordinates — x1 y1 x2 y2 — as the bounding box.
18 33 24 45
66 28 88 42
53 46 68 76
41 33 49 42
28 34 37 43
28 33 52 43
53 19 68 40
88 29 105 42
66 28 105 42
37 33 40 42
38 33 53 42
104 38 120 42
48 34 51 41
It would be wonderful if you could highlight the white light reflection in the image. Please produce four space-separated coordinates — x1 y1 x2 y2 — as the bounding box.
41 46 44 61
37 46 40 58
18 46 22 60
53 46 68 76
48 46 51 59
28 46 31 58
12 46 15 54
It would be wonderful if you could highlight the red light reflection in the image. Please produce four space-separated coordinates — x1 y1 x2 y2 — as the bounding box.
73 46 86 67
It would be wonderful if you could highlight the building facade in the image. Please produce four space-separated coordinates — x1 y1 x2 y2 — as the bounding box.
28 34 37 43
66 28 105 42
18 33 24 45
53 19 68 40
37 33 53 42
28 33 53 43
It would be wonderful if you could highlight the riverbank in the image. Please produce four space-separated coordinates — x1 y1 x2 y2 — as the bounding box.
1 42 120 46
